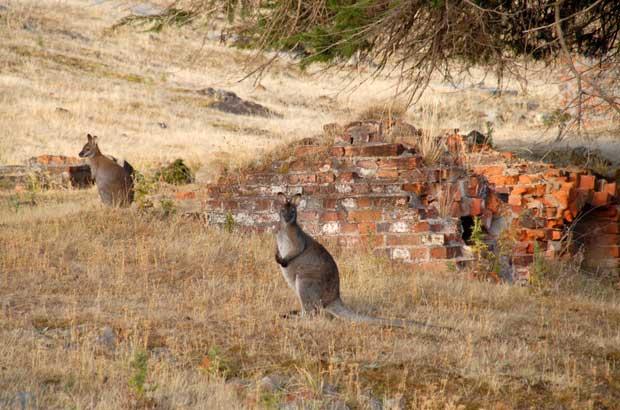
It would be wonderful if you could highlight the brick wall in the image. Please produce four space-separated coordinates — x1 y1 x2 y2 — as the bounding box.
202 121 620 280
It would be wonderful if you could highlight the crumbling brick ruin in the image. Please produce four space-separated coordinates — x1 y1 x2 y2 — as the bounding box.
203 121 620 282
0 155 92 190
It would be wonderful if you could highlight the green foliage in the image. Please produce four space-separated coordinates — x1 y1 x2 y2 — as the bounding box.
224 211 235 233
469 216 499 281
159 198 176 217
112 8 195 33
133 171 156 209
529 241 549 289
128 351 149 397
154 159 194 185
202 346 234 378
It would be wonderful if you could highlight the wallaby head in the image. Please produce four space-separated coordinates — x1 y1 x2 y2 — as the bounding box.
276 192 302 225
78 134 101 158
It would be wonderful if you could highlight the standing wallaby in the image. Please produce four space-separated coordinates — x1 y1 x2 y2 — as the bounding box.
78 134 134 207
275 192 449 329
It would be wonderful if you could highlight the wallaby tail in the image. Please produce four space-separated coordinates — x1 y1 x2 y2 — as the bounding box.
325 299 450 330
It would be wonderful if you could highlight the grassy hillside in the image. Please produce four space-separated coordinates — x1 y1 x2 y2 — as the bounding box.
1 1 620 409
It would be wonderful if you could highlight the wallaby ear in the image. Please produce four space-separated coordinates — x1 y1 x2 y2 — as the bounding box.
290 193 302 207
87 133 92 142
276 192 288 205
91 135 98 144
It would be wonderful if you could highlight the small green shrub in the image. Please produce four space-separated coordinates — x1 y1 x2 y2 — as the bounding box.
128 350 149 397
133 171 156 209
159 198 176 217
154 159 194 185
224 211 235 233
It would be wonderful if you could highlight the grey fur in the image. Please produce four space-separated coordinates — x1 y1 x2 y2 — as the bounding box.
79 134 134 207
275 192 449 330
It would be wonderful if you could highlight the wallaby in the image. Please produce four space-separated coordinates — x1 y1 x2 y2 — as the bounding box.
275 192 450 330
78 134 134 207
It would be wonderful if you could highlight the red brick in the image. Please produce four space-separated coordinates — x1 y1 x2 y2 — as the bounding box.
563 209 574 222
386 234 422 246
508 194 522 206
513 254 534 266
604 182 617 197
473 164 506 177
412 221 431 232
317 172 335 183
351 184 371 194
501 151 514 159
380 196 408 208
429 246 461 259
409 247 430 260
579 174 596 190
298 211 319 221
518 174 540 184
511 186 528 196
376 169 399 179
340 223 359 234
470 197 483 216
288 174 316 185
320 211 345 222
402 183 425 194
356 197 373 208
377 157 419 170
255 199 273 211
360 234 384 247
294 146 324 157
356 159 378 169
174 191 196 200
552 190 569 209
358 222 376 235
591 191 610 207
343 144 405 157
324 198 338 209
330 147 345 156
336 172 355 182
348 210 382 222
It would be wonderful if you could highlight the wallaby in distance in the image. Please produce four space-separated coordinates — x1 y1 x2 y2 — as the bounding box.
275 192 448 329
79 134 134 207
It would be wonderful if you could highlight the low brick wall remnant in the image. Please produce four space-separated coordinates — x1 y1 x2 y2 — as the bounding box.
202 120 619 281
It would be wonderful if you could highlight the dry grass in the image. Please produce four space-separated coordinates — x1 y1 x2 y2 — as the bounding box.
1 1 620 408
1 0 619 172
1 190 620 409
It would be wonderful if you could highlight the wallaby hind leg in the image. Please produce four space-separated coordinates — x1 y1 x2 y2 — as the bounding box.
98 189 113 206
296 278 324 316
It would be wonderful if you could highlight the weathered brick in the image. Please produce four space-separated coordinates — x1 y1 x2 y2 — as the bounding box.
348 210 382 222
591 191 610 207
316 172 336 183
330 147 345 156
508 194 522 206
288 174 317 185
473 164 506 176
386 234 421 246
430 246 461 259
470 198 483 216
295 146 325 157
320 211 345 222
579 174 596 190
298 210 319 221
343 144 405 157
377 169 399 179
402 183 425 194
321 221 341 235
357 222 376 235
412 221 431 232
